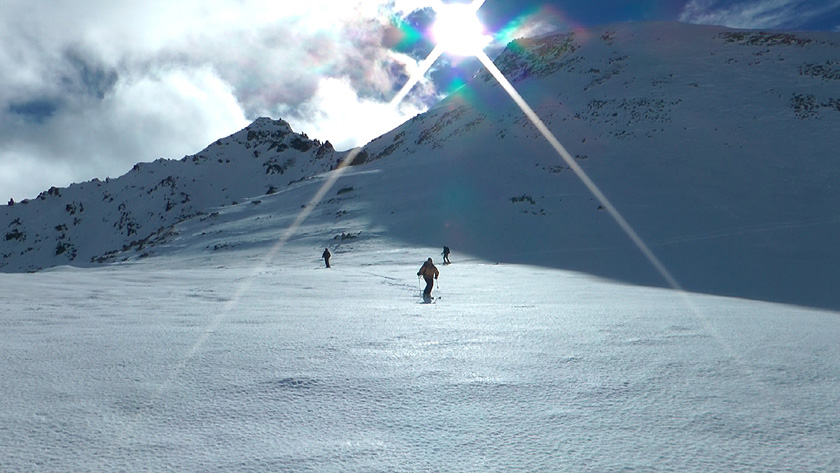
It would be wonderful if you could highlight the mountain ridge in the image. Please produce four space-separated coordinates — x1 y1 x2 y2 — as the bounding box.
2 116 345 271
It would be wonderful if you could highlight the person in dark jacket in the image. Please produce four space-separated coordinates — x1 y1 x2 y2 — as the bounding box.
417 258 439 301
322 248 331 268
442 246 451 264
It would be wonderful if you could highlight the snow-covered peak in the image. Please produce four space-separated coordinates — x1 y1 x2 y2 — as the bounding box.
248 116 294 132
0 115 341 272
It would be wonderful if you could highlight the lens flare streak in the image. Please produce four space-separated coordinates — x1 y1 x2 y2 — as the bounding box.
160 0 704 409
474 51 753 386
389 44 445 107
155 18 453 398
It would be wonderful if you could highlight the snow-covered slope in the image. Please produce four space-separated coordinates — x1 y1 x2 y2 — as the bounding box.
352 22 840 308
3 22 840 310
3 242 839 471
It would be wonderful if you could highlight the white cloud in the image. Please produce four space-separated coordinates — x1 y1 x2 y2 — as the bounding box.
278 76 429 150
679 0 840 29
1 67 248 201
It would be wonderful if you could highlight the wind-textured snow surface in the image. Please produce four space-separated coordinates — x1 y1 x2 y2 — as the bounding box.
2 240 839 472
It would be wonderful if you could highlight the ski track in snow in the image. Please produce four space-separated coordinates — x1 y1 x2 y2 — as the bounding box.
2 243 839 472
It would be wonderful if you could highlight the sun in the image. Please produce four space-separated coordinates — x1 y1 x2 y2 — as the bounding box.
431 1 491 57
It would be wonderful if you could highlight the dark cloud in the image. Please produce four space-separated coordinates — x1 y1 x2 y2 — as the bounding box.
62 50 119 100
390 7 437 57
7 99 60 124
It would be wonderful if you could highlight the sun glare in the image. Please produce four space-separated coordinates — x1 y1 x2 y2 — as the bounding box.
431 2 490 56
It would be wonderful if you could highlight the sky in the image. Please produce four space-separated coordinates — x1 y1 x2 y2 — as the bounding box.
2 0 840 201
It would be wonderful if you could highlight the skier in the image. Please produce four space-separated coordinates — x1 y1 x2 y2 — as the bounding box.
417 257 439 302
442 246 451 265
322 248 331 268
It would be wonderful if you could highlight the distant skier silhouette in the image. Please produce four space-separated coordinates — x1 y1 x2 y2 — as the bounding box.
322 248 331 268
417 258 439 302
442 246 451 265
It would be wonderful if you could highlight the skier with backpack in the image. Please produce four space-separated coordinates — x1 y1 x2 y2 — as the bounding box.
417 258 439 302
322 248 331 268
